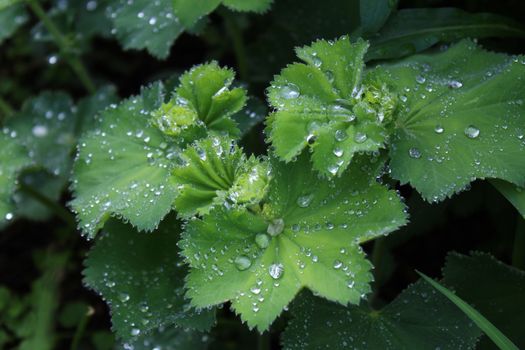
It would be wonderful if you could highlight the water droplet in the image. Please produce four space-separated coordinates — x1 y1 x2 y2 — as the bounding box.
297 194 314 208
131 328 141 336
333 260 343 269
416 75 426 84
306 134 316 144
119 293 130 303
48 55 58 65
234 256 252 271
267 218 284 236
464 125 480 139
448 80 463 89
409 147 421 159
328 164 339 176
335 129 348 142
280 83 300 99
354 132 367 143
250 286 261 295
32 125 48 137
255 233 270 249
434 125 444 134
333 147 344 157
5 213 13 221
268 263 284 279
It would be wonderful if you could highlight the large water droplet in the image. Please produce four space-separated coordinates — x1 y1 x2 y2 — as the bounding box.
280 83 300 99
297 194 314 208
255 233 270 249
464 125 480 139
448 80 463 89
267 218 284 236
234 256 252 271
408 147 421 159
119 293 130 303
268 263 284 279
335 129 348 141
354 132 367 144
333 147 344 157
32 125 48 137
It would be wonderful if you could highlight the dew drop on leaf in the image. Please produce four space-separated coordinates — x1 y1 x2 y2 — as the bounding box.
448 80 463 89
333 147 344 157
280 83 300 99
255 233 270 249
5 213 13 221
354 132 368 144
267 218 285 236
268 263 284 279
335 129 348 141
297 194 314 208
234 256 252 271
434 125 444 134
333 260 343 269
464 125 480 139
408 147 422 159
416 75 426 84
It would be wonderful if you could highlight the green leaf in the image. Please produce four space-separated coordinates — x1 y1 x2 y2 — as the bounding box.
379 40 525 201
0 134 32 225
267 36 397 177
70 82 178 238
173 62 245 136
5 92 77 176
0 2 28 44
83 216 215 340
443 252 525 349
72 64 246 238
282 281 482 350
172 0 220 28
366 8 525 61
172 135 269 218
181 154 407 331
76 85 119 135
112 0 184 59
13 169 67 222
232 96 267 137
358 0 398 35
419 272 518 350
120 326 209 350
491 180 525 218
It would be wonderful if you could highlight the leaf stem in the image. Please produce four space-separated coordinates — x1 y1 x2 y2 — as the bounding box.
221 9 249 81
257 332 271 350
19 182 76 229
512 216 525 269
25 0 96 94
70 306 93 350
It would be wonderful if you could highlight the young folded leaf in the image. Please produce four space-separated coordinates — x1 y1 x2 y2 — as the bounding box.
71 63 247 238
0 134 33 225
377 40 525 201
83 216 215 340
180 154 407 331
267 36 397 177
172 134 269 218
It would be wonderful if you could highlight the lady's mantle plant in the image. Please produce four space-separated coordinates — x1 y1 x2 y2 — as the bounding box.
2 0 525 347
69 33 525 342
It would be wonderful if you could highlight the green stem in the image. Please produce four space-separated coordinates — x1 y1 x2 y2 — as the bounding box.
257 332 271 350
19 182 76 229
512 216 525 269
70 306 93 350
221 10 249 81
26 0 96 94
0 96 15 119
